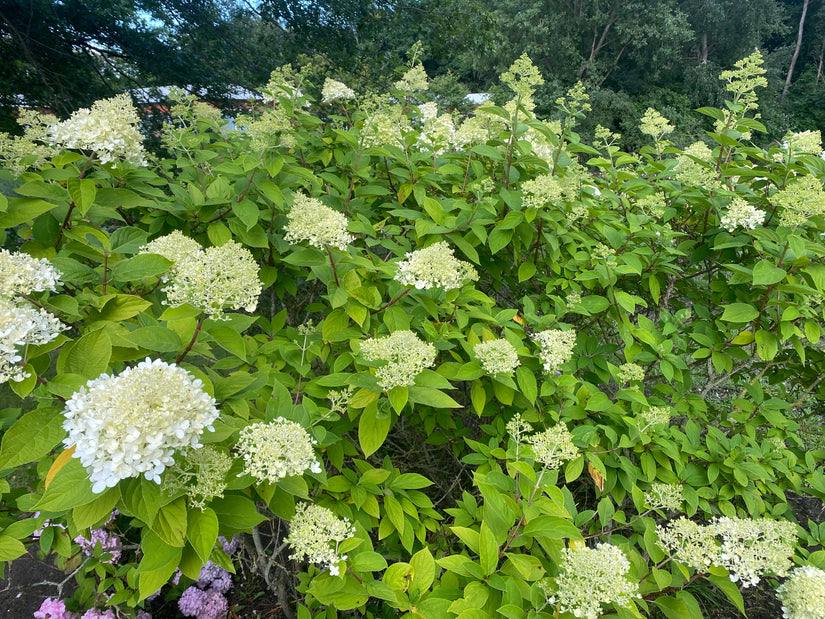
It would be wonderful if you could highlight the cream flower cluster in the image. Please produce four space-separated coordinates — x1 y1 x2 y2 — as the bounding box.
522 174 563 210
720 197 766 233
0 250 64 384
547 543 639 619
783 130 822 155
0 298 64 383
361 108 408 149
360 330 436 391
644 483 684 511
532 329 576 373
62 358 220 493
525 423 578 470
774 176 825 228
140 231 203 269
418 105 456 152
283 193 355 251
674 141 716 188
474 338 520 375
49 94 146 165
236 419 321 483
394 242 478 291
394 64 429 92
158 240 262 318
161 446 232 510
0 248 62 298
617 362 645 383
0 109 61 175
321 78 356 104
285 503 355 575
777 565 825 619
639 405 671 428
657 516 797 587
639 108 675 140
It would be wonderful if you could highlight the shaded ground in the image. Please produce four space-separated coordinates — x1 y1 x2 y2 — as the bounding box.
0 546 76 617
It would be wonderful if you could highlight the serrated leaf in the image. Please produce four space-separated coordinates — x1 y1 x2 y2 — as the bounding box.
359 401 392 457
187 507 219 563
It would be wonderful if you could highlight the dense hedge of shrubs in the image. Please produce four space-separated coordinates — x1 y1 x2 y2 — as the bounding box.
1 52 825 619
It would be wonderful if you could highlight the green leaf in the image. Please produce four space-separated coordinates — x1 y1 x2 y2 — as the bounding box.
64 329 111 380
187 507 219 563
515 366 537 404
208 324 246 359
67 178 97 215
720 303 759 323
232 199 260 230
359 401 392 458
752 260 785 286
470 381 486 415
388 386 408 413
410 547 435 592
522 515 582 540
151 496 187 547
707 573 744 615
408 386 461 408
138 530 182 600
488 227 512 255
479 522 499 575
35 457 97 513
72 487 120 529
210 495 266 532
351 551 388 572
128 326 182 352
0 406 64 470
111 253 173 282
0 535 26 561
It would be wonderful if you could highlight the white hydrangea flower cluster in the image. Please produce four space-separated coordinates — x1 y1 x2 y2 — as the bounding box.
285 503 356 576
140 231 203 269
639 107 675 140
531 329 576 373
321 78 356 104
236 418 322 483
525 423 578 470
639 406 671 428
644 483 684 511
360 330 436 391
474 338 520 375
617 362 645 383
777 565 825 619
0 298 65 383
0 248 62 299
783 130 822 155
0 109 61 175
394 241 478 291
394 64 429 92
522 174 563 210
161 445 231 510
547 543 639 619
417 105 456 153
62 358 220 493
506 412 533 443
49 94 146 165
657 516 797 587
283 193 355 251
159 240 262 318
236 108 295 150
361 108 409 149
674 141 717 188
0 250 64 384
720 197 766 233
774 176 825 228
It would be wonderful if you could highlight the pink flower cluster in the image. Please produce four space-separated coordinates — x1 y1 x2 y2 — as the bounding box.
34 598 77 619
74 528 121 564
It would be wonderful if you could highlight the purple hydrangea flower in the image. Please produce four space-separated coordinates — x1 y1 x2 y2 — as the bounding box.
33 598 78 619
74 528 121 564
218 535 239 556
198 561 232 594
178 586 228 619
80 610 116 619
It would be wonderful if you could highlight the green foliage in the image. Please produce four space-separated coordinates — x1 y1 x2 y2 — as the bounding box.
1 53 824 618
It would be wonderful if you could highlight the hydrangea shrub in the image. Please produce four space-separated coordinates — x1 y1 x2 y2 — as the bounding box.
0 53 824 619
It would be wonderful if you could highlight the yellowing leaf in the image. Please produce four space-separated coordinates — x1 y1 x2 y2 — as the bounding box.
588 461 604 492
45 446 76 488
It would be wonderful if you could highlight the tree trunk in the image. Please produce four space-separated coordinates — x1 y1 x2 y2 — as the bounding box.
700 32 708 64
781 0 810 103
816 34 825 88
